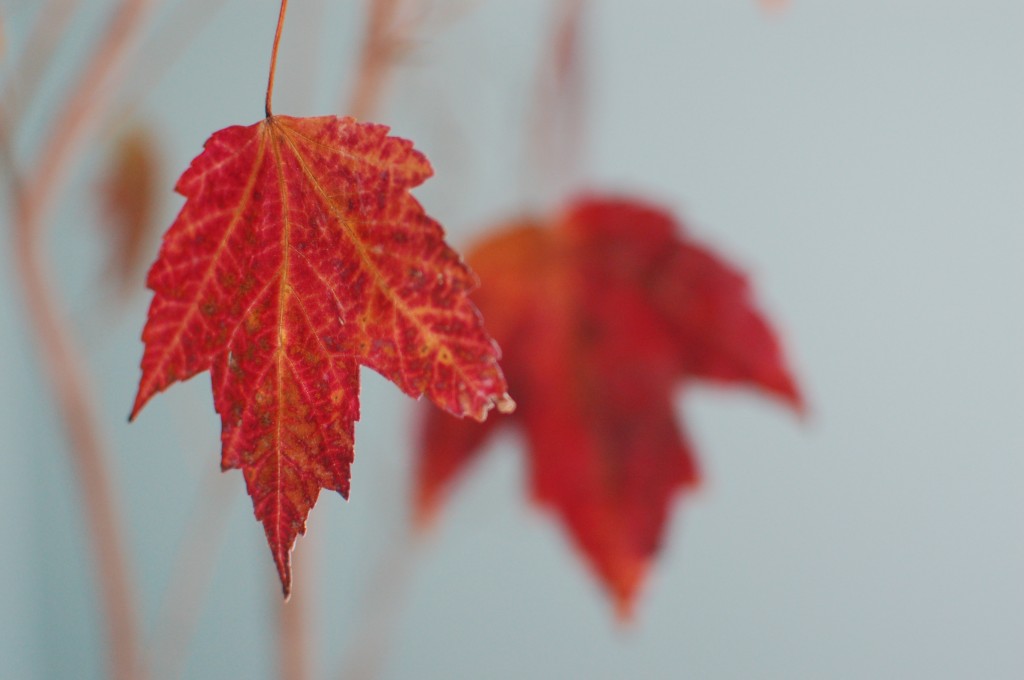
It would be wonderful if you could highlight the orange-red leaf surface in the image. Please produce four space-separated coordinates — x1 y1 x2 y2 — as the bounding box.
132 115 511 594
418 197 801 618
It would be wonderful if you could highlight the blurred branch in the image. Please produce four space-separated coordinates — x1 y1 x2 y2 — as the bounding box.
25 0 155 219
526 0 587 206
114 0 231 124
346 0 425 120
335 528 424 680
280 555 311 680
1 0 79 126
10 155 144 680
149 466 236 680
5 2 159 679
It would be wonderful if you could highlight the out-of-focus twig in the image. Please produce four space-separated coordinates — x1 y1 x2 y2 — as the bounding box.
526 0 587 206
336 527 424 680
1 0 79 126
149 465 236 680
7 2 158 679
346 0 425 120
11 167 144 680
114 0 231 123
280 553 311 680
24 0 155 221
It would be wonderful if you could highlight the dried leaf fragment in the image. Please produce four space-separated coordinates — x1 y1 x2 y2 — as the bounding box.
100 125 161 294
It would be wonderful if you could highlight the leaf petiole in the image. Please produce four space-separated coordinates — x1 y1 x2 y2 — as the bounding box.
265 0 289 118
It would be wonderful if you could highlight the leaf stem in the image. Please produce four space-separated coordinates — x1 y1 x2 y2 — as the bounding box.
266 0 290 118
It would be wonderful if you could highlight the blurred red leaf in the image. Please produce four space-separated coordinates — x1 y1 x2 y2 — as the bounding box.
100 125 160 295
418 197 801 617
131 115 511 594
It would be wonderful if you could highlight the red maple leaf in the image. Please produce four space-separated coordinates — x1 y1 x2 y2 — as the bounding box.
131 115 512 594
418 197 801 617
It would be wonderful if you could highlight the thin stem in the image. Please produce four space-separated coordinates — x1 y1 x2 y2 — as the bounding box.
266 0 290 118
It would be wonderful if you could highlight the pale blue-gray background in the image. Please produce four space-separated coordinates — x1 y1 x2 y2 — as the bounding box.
1 1 1022 678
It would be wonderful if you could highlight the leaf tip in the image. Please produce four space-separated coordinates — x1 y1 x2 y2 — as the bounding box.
263 516 298 599
128 391 146 423
273 545 293 600
608 557 648 624
468 391 516 423
495 392 516 415
789 389 808 419
613 597 636 625
412 491 441 534
768 370 805 418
